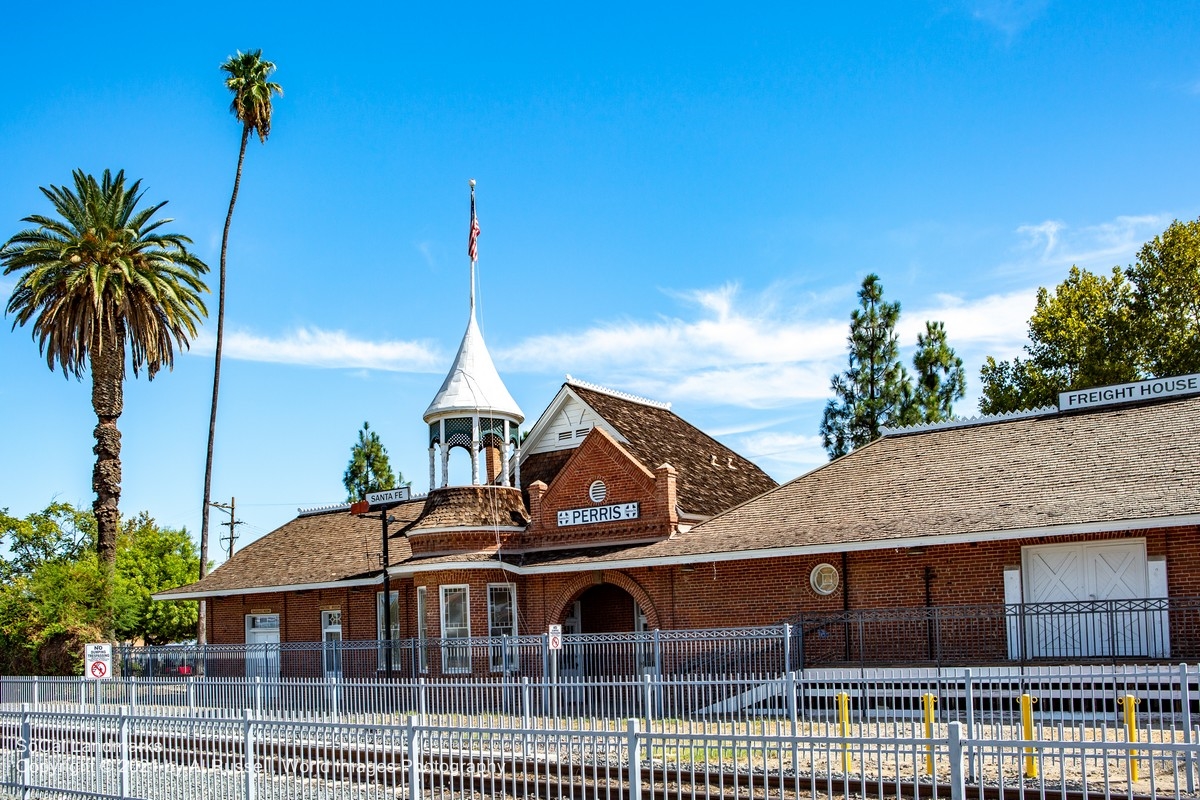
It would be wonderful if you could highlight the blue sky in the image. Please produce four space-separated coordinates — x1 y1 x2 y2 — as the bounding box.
1 1 1197 561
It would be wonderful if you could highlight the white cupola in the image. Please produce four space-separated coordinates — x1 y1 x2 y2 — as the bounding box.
423 182 524 490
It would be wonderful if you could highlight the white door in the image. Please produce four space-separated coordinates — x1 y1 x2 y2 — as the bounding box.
560 601 585 678
322 611 343 680
1023 541 1150 658
245 614 281 682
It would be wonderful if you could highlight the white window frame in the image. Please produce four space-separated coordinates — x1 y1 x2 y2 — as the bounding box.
487 583 518 672
416 586 429 673
440 585 472 673
376 590 401 671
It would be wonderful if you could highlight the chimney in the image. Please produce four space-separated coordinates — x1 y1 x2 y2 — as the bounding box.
528 481 548 529
655 463 678 529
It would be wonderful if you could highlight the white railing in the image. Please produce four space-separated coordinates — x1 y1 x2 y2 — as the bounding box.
4 663 1199 747
1 704 1197 800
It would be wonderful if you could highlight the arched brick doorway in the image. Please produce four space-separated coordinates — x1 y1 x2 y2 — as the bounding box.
550 573 660 678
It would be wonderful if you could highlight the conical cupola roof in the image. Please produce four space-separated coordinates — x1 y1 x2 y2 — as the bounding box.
423 307 524 424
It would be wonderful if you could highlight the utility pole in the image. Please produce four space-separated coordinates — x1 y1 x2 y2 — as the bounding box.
209 497 243 560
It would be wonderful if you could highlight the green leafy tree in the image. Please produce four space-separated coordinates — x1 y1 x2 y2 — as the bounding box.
200 50 283 646
980 266 1139 414
1128 218 1200 377
114 513 200 645
0 503 200 673
820 274 910 458
909 320 966 424
344 421 400 501
1 171 209 580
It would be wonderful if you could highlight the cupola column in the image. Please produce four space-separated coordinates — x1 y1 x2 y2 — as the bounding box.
501 420 511 487
439 419 449 488
471 414 481 486
428 445 436 493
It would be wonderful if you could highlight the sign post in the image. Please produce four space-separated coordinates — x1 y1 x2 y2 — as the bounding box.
84 643 112 680
352 486 412 679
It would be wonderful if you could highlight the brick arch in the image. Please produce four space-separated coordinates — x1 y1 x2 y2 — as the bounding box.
547 571 662 631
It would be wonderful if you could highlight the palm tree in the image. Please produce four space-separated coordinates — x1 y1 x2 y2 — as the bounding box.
2 169 209 571
198 50 282 643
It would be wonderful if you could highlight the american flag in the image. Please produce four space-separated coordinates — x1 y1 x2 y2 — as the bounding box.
468 187 480 262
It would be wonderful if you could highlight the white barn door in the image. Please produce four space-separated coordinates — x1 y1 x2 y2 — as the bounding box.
1022 540 1154 658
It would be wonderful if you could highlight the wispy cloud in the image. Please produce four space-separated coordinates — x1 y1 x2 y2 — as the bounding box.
962 0 1049 36
735 431 828 475
1010 214 1171 276
500 283 1036 410
415 241 436 268
190 327 443 372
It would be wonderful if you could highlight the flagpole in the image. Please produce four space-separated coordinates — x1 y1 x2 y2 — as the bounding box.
469 179 477 315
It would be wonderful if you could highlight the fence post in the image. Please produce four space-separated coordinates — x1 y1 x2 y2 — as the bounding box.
542 633 551 715
653 628 663 676
18 703 31 800
79 679 85 707
963 668 976 782
31 677 38 711
253 676 262 717
948 721 965 800
1182 663 1195 794
406 715 421 799
129 678 137 711
418 677 428 722
328 676 339 721
787 670 799 778
118 705 130 799
626 719 642 800
521 677 531 728
782 623 791 673
642 673 654 732
243 708 257 800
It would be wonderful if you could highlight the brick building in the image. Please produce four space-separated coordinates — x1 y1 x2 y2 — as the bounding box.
158 257 1200 672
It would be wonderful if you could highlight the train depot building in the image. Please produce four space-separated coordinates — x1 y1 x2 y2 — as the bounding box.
158 282 1200 675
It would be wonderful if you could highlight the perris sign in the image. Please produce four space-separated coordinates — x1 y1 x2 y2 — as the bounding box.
557 502 639 527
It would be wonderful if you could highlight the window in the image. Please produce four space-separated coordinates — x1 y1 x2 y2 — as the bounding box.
440 585 471 672
416 586 429 673
488 584 517 672
376 591 401 671
810 563 840 596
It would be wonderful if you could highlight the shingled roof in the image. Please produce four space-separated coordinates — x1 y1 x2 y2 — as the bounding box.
157 500 424 599
595 393 1200 561
521 381 777 518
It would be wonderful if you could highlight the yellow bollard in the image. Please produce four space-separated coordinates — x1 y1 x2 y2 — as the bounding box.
837 691 852 773
1119 695 1140 783
1021 694 1038 779
922 693 937 774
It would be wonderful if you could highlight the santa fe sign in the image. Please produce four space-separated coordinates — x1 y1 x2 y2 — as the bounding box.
84 643 112 680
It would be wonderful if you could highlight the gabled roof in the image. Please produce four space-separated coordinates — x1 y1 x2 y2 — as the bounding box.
520 378 777 517
155 500 424 600
423 310 523 424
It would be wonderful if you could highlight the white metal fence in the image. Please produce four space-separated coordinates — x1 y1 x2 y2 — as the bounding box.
4 663 1199 744
1 704 1197 800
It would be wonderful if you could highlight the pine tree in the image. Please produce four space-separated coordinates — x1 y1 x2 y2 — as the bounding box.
819 274 910 458
343 422 400 502
910 321 966 424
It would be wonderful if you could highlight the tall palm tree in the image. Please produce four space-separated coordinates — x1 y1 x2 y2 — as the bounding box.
198 51 282 644
1 169 209 571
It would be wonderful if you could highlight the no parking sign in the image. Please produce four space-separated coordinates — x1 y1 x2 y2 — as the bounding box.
548 624 563 650
84 643 112 680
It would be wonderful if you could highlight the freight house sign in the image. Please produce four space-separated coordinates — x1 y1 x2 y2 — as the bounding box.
557 480 640 527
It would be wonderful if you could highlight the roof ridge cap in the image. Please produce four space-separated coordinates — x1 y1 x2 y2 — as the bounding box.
565 375 672 410
880 405 1058 437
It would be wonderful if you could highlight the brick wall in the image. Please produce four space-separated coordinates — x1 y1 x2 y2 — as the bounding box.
205 525 1200 670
